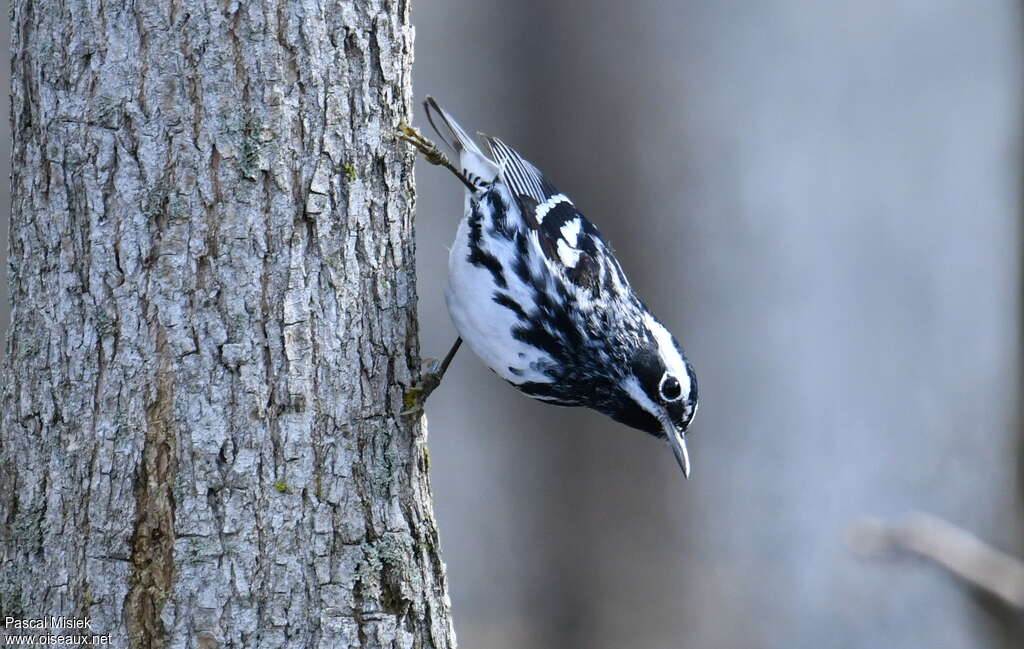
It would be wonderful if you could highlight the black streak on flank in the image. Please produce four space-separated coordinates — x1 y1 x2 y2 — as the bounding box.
493 292 528 320
516 381 580 407
486 191 517 238
512 324 563 360
512 245 533 285
467 199 507 288
468 248 506 288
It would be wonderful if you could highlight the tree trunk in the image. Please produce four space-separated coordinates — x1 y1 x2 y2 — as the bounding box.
1 2 456 648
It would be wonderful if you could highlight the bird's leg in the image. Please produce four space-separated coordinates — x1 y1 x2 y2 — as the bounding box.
396 122 476 190
420 337 462 397
402 337 463 415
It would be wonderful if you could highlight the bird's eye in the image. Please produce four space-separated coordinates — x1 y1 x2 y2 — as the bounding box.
659 373 682 401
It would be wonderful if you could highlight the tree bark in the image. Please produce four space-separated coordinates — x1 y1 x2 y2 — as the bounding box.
1 1 456 648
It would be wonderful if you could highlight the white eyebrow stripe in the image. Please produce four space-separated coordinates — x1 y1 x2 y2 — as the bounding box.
643 312 691 398
534 193 570 224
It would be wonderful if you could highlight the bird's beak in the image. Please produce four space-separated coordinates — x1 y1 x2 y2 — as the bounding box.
663 420 691 479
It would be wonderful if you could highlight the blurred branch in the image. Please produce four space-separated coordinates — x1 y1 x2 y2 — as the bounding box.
849 512 1024 610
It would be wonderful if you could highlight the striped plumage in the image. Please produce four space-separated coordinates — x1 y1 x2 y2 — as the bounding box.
417 98 699 476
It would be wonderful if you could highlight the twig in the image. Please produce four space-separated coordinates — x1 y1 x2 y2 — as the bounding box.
848 512 1024 610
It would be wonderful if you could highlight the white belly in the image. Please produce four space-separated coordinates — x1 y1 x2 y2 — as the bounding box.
445 217 555 386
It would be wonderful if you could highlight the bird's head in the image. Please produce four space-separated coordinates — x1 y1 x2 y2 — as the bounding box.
610 313 698 477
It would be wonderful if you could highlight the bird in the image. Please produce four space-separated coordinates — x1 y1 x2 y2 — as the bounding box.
398 97 699 477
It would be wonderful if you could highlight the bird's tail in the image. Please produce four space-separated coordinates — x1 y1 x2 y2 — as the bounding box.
423 97 499 188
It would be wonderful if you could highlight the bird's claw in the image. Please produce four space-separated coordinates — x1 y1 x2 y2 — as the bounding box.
400 359 444 415
396 122 451 167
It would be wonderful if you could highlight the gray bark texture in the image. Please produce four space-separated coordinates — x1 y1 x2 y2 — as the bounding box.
1 1 457 648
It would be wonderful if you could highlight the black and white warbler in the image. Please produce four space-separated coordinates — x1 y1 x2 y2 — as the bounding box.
399 98 699 477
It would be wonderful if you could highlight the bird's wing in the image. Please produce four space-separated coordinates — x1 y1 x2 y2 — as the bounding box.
484 137 628 299
485 137 558 203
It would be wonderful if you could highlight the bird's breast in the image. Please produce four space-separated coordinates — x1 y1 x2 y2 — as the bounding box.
446 214 557 388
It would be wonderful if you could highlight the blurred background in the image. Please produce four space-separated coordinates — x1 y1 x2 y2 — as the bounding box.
3 1 1023 647
410 1 1024 648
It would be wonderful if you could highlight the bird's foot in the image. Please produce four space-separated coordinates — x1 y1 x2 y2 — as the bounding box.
396 121 451 168
401 358 444 415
